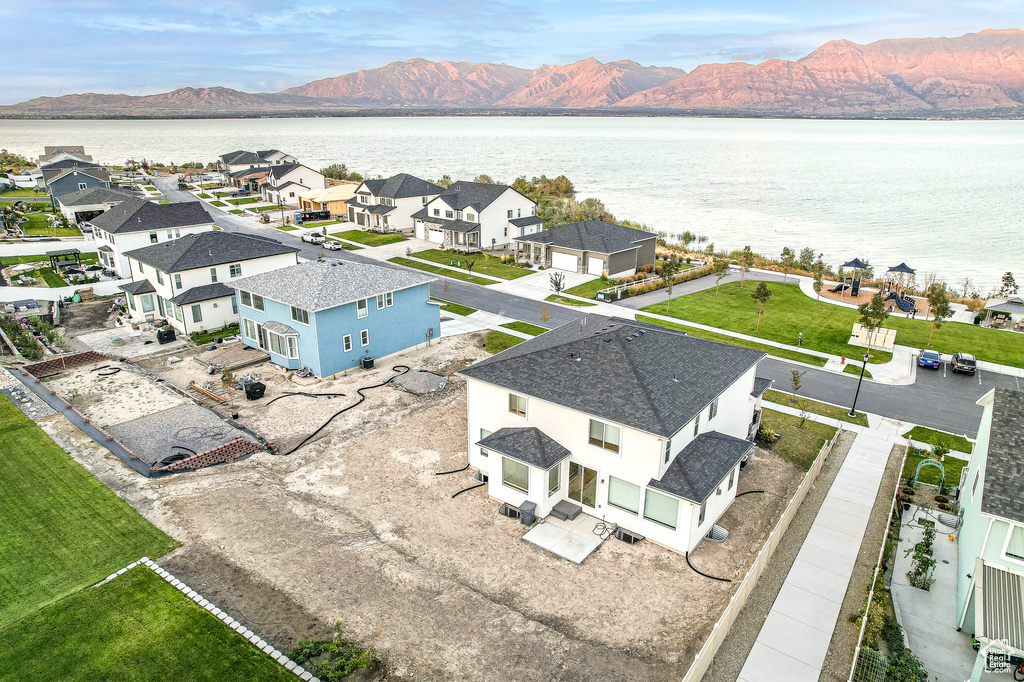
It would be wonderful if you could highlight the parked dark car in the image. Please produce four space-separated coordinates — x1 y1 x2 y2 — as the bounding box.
950 352 977 375
918 349 941 369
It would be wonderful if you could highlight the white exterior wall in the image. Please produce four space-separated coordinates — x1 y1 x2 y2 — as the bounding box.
92 223 214 277
58 200 123 224
476 189 536 249
393 195 434 231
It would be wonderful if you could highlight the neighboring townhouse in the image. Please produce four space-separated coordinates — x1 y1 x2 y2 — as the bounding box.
513 220 657 277
46 167 110 202
54 187 139 224
298 184 358 216
956 388 1024 675
38 146 93 165
260 163 326 206
412 180 537 251
231 259 439 377
223 167 270 193
218 149 299 174
345 174 443 232
40 158 102 185
456 315 770 555
87 197 214 277
119 231 299 335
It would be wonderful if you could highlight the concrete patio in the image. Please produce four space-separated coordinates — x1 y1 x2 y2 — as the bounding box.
523 513 608 564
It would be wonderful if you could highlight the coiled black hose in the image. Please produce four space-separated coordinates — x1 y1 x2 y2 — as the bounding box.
435 463 470 476
280 366 410 456
452 482 486 499
686 551 732 583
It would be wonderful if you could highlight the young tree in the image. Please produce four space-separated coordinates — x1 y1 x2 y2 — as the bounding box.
812 258 825 301
320 163 349 180
713 257 729 296
739 246 754 288
539 304 552 323
789 369 806 396
751 281 772 331
798 247 815 272
780 247 795 284
1000 271 1018 297
465 258 477 273
661 258 681 314
926 284 952 346
549 271 565 297
858 292 890 350
958 277 974 300
790 369 809 428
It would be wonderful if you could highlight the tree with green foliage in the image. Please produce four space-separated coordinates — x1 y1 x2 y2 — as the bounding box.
739 245 754 288
661 258 681 314
436 175 453 189
321 163 350 180
925 284 952 346
751 281 772 331
812 257 825 301
797 247 815 272
780 247 795 284
474 174 497 184
1000 271 1018 296
0 149 30 167
713 257 729 296
858 292 890 351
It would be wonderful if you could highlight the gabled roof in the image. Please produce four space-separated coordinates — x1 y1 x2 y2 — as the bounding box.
257 149 289 160
477 427 571 471
435 181 516 212
361 173 443 199
457 316 765 439
50 167 110 184
41 158 100 171
119 279 156 295
88 197 212 234
267 163 307 180
220 150 262 165
986 297 1024 315
509 216 544 227
124 231 298 273
271 180 308 192
169 282 235 306
230 259 434 312
410 208 479 233
513 220 656 255
54 186 139 207
648 432 753 504
981 388 1024 523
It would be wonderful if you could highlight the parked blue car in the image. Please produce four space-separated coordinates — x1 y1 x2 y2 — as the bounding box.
918 349 941 369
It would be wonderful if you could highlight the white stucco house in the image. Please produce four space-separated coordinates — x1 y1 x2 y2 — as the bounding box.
54 186 139 224
345 174 444 232
218 149 299 175
261 163 326 206
412 180 540 251
86 197 215 277
456 315 771 555
118 231 299 335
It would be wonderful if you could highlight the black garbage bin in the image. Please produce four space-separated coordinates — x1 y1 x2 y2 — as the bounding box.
157 327 176 344
361 356 375 370
244 381 266 401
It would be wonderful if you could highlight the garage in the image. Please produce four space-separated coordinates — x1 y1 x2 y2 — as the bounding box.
428 229 444 244
587 257 605 275
551 251 579 272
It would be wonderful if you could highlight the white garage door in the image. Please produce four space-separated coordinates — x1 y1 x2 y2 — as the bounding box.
551 251 578 272
428 229 444 244
587 257 605 275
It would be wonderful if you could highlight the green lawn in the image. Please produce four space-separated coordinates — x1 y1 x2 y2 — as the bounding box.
0 188 44 197
197 193 212 199
545 294 596 306
1 252 98 266
276 225 297 231
24 267 69 288
228 209 243 214
388 257 497 285
501 321 547 336
765 388 868 426
901 426 972 454
760 408 838 471
903 450 968 488
210 200 227 207
342 244 362 250
254 205 287 213
214 191 230 197
432 299 477 316
635 315 829 366
16 212 80 237
301 220 341 228
410 249 531 280
0 566 293 682
0 398 177 626
333 229 407 247
158 200 170 204
486 331 525 353
563 277 611 299
227 197 259 205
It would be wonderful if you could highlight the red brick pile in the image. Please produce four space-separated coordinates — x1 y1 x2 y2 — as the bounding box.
24 351 109 377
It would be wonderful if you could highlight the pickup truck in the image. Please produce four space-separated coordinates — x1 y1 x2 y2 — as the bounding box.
301 233 326 245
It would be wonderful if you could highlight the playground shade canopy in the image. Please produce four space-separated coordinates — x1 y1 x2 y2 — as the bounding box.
887 262 916 275
842 258 869 270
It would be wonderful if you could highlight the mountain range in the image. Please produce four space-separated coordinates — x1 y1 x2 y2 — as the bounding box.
3 29 1023 118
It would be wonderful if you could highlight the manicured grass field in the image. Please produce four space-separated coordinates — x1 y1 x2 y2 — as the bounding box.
634 315 828 366
210 200 227 207
333 229 406 247
197 193 212 199
902 450 968 488
15 212 81 237
214 191 231 197
843 363 874 379
389 257 496 285
501 321 547 336
24 267 69 288
485 331 524 353
228 209 243 214
411 249 531 280
765 389 868 427
432 299 477 316
544 294 596 306
901 426 973 454
276 225 297 231
0 398 177 627
227 197 259 205
0 566 293 682
301 220 341 228
254 205 287 213
760 408 838 471
563 277 611 299
0 188 44 197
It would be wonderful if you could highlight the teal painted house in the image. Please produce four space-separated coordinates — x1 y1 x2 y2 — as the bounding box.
956 388 1024 680
231 259 439 377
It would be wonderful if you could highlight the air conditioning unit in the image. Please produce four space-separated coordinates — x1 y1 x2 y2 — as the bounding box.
614 528 645 545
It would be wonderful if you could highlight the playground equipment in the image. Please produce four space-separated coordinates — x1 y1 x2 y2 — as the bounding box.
883 262 919 315
840 258 869 298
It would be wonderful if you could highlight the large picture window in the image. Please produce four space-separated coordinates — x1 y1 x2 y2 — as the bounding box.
608 477 640 515
589 419 621 453
191 304 202 323
502 457 529 494
140 294 154 313
644 489 679 530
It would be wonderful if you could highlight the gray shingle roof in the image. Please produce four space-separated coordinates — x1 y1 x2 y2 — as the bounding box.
221 151 262 165
457 315 765 439
648 432 753 503
119 280 156 295
54 186 139 206
230 259 435 312
50 167 110 183
41 158 101 170
477 427 571 471
751 377 774 398
169 283 235 306
97 245 113 253
363 204 395 215
263 320 298 335
226 166 269 178
362 174 444 199
411 208 480 233
513 220 656 255
987 297 1024 315
89 197 212 234
436 181 514 211
125 231 298 273
981 388 1024 523
509 216 544 227
268 163 305 180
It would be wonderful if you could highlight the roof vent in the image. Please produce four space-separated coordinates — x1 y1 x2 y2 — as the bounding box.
672 373 679 382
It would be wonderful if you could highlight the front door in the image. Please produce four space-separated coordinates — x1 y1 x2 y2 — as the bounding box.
568 463 597 508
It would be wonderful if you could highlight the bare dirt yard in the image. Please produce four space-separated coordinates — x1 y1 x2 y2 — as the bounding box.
38 331 807 680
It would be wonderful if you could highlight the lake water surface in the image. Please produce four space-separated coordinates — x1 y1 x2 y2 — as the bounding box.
2 116 1021 290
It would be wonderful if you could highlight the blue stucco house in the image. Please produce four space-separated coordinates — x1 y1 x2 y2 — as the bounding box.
230 259 439 377
47 167 111 203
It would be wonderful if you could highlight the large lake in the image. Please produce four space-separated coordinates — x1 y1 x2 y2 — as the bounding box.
3 116 1021 289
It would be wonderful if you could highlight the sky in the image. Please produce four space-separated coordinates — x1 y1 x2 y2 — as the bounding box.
0 0 1020 104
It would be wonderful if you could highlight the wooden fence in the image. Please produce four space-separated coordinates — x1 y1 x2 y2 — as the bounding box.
680 425 845 682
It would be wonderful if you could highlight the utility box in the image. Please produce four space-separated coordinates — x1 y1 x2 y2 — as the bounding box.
519 501 537 526
361 356 375 370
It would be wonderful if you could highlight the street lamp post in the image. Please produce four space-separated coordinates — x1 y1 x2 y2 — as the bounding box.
849 352 870 417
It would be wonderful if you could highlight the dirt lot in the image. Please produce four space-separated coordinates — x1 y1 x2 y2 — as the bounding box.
47 362 189 428
39 332 807 680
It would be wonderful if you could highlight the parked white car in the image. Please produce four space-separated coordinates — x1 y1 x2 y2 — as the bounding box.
323 240 344 251
301 233 325 245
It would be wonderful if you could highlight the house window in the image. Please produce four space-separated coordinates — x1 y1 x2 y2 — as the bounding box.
433 208 440 216
149 232 158 244
360 195 368 204
698 500 707 526
608 477 640 515
548 466 560 496
1006 526 1024 562
503 227 507 237
663 439 672 465
231 296 237 315
191 304 202 323
137 262 143 272
644 489 679 530
422 196 429 204
377 294 386 310
174 303 183 322
174 274 182 289
385 292 393 307
480 428 492 458
502 457 529 494
166 230 173 239
507 209 513 218
589 419 621 453
357 298 368 318
156 270 164 285
728 468 735 490
289 191 295 198
290 306 309 325
710 398 719 421
126 293 135 310
693 414 700 437
229 264 242 278
252 295 264 311
175 229 180 238
517 208 521 217
78 182 87 190
240 291 252 307
242 318 256 340
466 213 475 222
286 336 298 359
972 470 980 501
456 211 462 220
360 329 369 346
445 210 453 219
141 295 154 313
269 332 285 356
508 393 527 417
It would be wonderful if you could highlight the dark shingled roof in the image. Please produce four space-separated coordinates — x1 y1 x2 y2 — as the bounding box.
41 158 100 171
476 427 571 471
97 245 113 253
119 279 155 295
267 163 305 180
89 197 212 234
457 315 765 438
436 181 513 211
54 186 138 206
649 432 753 504
220 150 262 165
981 388 1024 523
169 283 235 306
361 173 443 199
513 220 656 255
411 207 480 233
509 216 544 227
751 377 774 398
50 167 110 183
125 231 298 273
